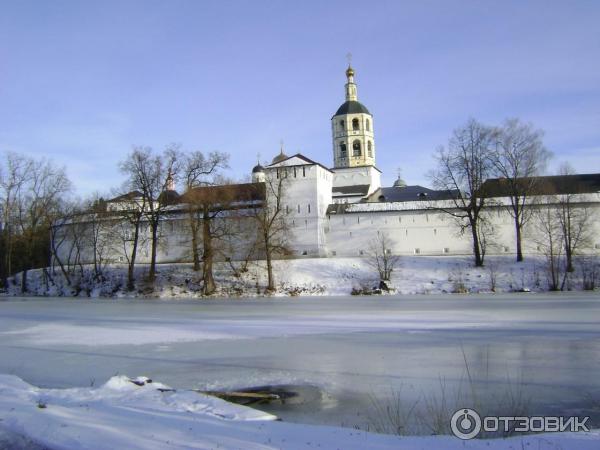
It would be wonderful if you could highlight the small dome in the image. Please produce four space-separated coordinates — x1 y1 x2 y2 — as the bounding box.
393 176 407 188
252 164 264 173
346 65 355 77
158 189 180 206
271 151 289 164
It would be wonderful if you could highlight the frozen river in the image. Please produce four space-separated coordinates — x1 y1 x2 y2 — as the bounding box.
1 292 599 433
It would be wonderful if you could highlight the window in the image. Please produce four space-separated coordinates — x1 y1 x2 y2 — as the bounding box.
366 118 370 131
301 250 308 256
286 205 289 214
359 250 364 256
340 142 347 157
385 249 392 255
414 248 421 254
443 247 450 254
352 118 359 131
367 141 372 157
433 228 437 235
293 167 297 178
352 140 362 156
331 250 337 256
340 119 345 129
297 204 300 213
307 204 311 213
303 166 306 177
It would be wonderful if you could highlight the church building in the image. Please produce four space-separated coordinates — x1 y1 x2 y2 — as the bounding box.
54 65 600 266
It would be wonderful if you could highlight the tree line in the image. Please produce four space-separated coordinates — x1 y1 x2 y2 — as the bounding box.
0 146 291 295
430 118 597 289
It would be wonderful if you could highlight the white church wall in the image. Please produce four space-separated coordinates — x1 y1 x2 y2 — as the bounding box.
265 163 329 257
326 209 472 257
52 195 600 269
332 166 381 196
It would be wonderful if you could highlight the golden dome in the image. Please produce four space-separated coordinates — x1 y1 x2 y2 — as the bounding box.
345 65 354 78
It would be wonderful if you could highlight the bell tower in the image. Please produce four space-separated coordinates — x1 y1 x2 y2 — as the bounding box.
331 63 375 168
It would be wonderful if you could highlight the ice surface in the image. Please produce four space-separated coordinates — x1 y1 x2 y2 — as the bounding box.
0 294 599 448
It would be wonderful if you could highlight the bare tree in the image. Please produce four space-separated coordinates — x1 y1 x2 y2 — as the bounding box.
429 119 495 267
367 232 400 287
48 200 79 287
0 153 33 288
181 183 241 295
252 168 291 292
120 146 179 283
75 194 115 281
554 163 594 273
531 203 565 291
490 119 552 262
529 165 596 290
109 190 147 291
181 151 229 271
12 157 71 292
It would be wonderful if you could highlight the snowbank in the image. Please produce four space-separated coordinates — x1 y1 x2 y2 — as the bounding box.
0 374 598 450
6 255 594 299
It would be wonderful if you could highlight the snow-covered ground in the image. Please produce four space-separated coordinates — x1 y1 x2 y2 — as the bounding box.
5 255 595 298
0 373 598 450
0 294 599 449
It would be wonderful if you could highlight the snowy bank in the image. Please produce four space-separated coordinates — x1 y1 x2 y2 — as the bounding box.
0 375 598 450
5 255 597 298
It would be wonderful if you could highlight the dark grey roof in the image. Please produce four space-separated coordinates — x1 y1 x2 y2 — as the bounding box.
252 164 264 173
180 182 265 205
333 100 371 117
365 185 459 203
332 184 370 196
481 173 600 197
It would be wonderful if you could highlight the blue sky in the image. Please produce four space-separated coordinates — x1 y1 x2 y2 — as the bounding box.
1 0 599 195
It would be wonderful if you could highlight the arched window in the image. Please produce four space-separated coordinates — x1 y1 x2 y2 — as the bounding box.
339 142 347 157
339 120 345 130
352 140 361 156
366 119 371 131
352 118 360 131
367 141 372 157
